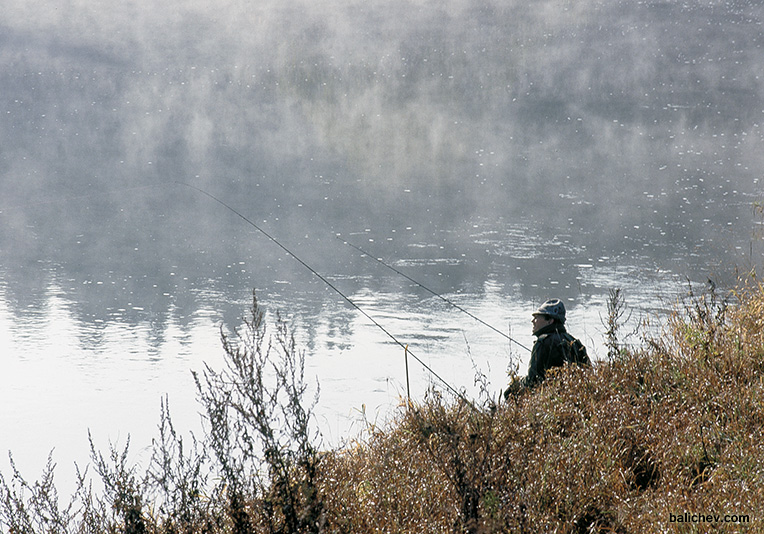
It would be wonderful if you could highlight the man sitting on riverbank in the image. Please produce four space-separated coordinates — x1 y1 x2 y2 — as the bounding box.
504 298 590 398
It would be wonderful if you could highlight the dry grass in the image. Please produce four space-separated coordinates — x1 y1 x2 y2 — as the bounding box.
3 280 764 533
313 279 764 533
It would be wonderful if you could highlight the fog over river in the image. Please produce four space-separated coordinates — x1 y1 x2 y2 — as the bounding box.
1 0 763 487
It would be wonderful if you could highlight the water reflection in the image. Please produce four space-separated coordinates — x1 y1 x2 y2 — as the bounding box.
1 0 763 488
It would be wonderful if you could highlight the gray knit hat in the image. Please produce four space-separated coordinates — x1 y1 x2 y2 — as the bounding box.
533 298 566 323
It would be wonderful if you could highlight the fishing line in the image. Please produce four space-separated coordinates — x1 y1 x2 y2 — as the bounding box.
173 181 475 407
338 236 532 353
2 179 476 406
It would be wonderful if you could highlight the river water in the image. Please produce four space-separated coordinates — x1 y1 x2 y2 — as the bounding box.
1 0 763 490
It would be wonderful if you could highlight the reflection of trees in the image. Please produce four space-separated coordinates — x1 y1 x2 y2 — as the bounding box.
1 0 761 336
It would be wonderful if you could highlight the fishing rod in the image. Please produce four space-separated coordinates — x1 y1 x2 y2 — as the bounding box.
3 179 480 407
173 181 476 408
337 236 532 353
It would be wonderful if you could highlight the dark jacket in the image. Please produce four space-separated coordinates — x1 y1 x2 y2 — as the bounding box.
524 322 572 387
505 323 590 398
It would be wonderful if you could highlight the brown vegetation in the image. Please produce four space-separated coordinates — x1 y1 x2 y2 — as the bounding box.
2 281 763 533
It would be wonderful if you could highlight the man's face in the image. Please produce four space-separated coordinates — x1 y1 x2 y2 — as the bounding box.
532 314 554 334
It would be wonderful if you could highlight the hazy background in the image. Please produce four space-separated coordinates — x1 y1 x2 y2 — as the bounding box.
1 0 763 487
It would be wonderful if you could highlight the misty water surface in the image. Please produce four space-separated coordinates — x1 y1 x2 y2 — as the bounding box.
1 0 763 486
